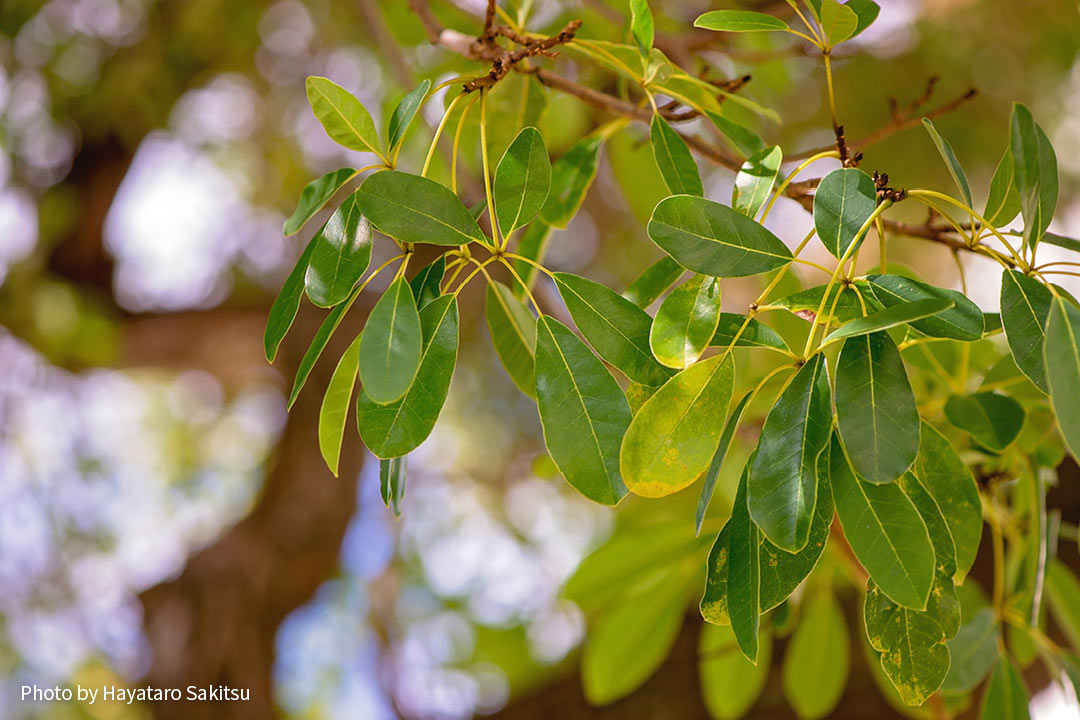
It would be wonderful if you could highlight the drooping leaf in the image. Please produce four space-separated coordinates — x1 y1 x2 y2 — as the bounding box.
541 135 602 228
535 315 631 505
699 623 772 720
732 145 782 219
318 333 362 475
357 276 422 405
818 0 859 46
356 171 487 246
288 286 363 408
1045 296 1080 461
357 295 458 458
727 468 761 662
623 255 685 308
824 297 953 345
1010 103 1058 250
284 167 356 236
984 146 1021 227
922 118 973 207
629 0 654 56
835 332 920 483
944 392 1025 452
814 168 878 259
386 79 431 153
1046 561 1080 649
494 126 551 236
867 274 984 341
980 658 1030 720
694 10 790 32
379 455 407 516
1043 231 1080 253
1000 269 1052 392
649 274 723 369
554 272 672 386
775 281 881 324
306 76 381 156
265 236 317 363
408 256 446 310
942 608 999 693
650 115 703 196
485 280 537 398
898 472 956 577
696 391 752 534
649 195 793 277
710 313 790 351
748 353 831 552
305 193 373 307
830 435 935 609
782 591 849 719
621 354 734 498
706 112 766 159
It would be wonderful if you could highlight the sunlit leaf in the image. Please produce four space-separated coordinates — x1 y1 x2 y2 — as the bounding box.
358 276 422 404
357 171 486 246
650 274 723 369
814 168 877 258
494 126 551 236
306 76 381 155
265 237 317 363
694 10 790 33
541 135 602 228
318 332 361 475
732 145 782 219
305 193 373 307
386 79 430 153
818 0 858 46
629 0 654 56
283 167 356 236
867 274 984 341
710 313 790 351
824 297 952 344
650 115 703 196
775 281 881 324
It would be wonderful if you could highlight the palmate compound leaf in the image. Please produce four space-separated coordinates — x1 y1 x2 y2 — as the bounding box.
701 448 833 623
305 192 373 308
306 76 381 156
834 331 920 484
357 276 422 405
1000 269 1053 392
357 295 458 459
493 126 551 236
649 274 722 369
485 280 537 398
814 168 877 259
1045 295 1080 461
356 171 487 246
782 590 850 719
648 195 793 278
283 167 356 236
534 315 631 505
830 434 935 609
620 353 734 498
650 114 703 197
748 353 831 552
318 332 362 475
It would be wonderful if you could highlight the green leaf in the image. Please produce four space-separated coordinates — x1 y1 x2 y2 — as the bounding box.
843 0 881 38
265 237 317 363
386 79 430 154
922 118 973 207
774 281 881 324
914 422 983 580
699 623 772 720
288 286 362 408
621 353 734 497
357 295 458 458
494 126 551 235
554 272 672 386
835 332 920 483
512 220 551 297
814 168 878 259
357 276 422 404
732 145 782 219
541 135 602 228
702 449 833 623
1045 296 1080 461
1043 231 1080 253
623 256 685 308
485 279 537 398
1046 561 1080 649
727 468 761 662
379 455 407 516
980 658 1030 720
318 333 362 475
984 146 1021 227
356 171 486 246
706 112 766 159
823 298 953 345
408 256 446 310
942 608 999 693
649 115 703 197
1010 103 1058 249
867 274 984 341
1000 269 1052 392
748 354 831 552
305 192 373 307
696 391 751 534
710 313 790 351
783 591 849 719
629 0 654 57
694 10 790 32
649 274 723 369
818 0 859 45
649 195 793 277
535 315 631 505
830 435 935 609
944 392 1025 452
283 167 356 236
306 76 381 156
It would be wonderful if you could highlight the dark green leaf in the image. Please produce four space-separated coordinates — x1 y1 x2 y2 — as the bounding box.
1045 296 1080 461
835 332 920 483
944 392 1025 452
823 297 953 345
623 256 685 308
727 468 760 662
288 285 362 408
1000 269 1052 392
942 608 999 693
358 276 422 404
621 354 734 497
733 145 782 219
699 623 771 720
814 168 878 258
306 76 381 156
696 391 752 534
649 195 793 277
1010 103 1058 249
984 147 1021 227
649 274 723 369
485 279 537 397
408 256 446 310
694 10 790 32
706 112 766 159
867 274 984 341
922 118 973 207
1043 231 1080 253
494 127 551 235
748 353 831 552
650 115 703 196
379 456 407 516
535 315 631 505
387 79 430 153
265 237 317 363
782 591 849 719
318 332 361 476
843 0 881 38
305 192 373 307
554 272 672 385
357 171 486 246
283 167 356 236
980 658 1030 720
629 0 654 56
710 313 790 351
357 295 458 458
541 135 602 228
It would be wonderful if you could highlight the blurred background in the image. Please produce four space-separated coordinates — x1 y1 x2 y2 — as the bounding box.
0 0 1078 718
